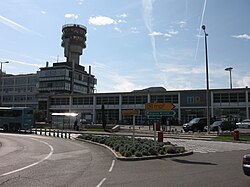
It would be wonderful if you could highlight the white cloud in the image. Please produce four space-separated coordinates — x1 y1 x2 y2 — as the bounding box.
116 13 128 18
40 10 46 14
78 0 84 5
117 19 127 23
0 15 31 33
131 27 139 34
65 13 78 20
168 29 178 35
178 21 186 28
164 33 172 37
114 27 122 33
232 34 250 40
149 31 163 36
237 76 250 87
88 16 117 26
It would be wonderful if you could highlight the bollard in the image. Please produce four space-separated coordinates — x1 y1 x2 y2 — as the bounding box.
53 130 56 137
68 132 71 139
45 129 47 136
48 129 51 136
61 131 63 138
30 128 32 134
57 130 59 137
64 132 67 139
158 131 163 142
35 128 37 134
234 130 239 141
40 129 42 135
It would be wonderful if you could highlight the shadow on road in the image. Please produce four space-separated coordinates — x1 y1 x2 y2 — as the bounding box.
171 158 217 165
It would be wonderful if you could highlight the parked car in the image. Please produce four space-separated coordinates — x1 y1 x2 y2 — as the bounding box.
236 119 250 129
183 118 207 132
206 120 236 132
80 118 88 124
243 154 250 176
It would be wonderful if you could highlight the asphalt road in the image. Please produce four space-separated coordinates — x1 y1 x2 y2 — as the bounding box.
0 133 114 186
0 133 250 187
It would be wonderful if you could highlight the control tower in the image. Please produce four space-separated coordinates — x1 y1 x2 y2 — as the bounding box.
61 24 87 65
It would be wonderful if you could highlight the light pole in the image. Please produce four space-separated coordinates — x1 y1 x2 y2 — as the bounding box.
225 67 233 89
0 61 9 105
202 25 210 133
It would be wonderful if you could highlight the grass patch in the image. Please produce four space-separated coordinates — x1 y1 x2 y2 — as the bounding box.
83 128 106 132
214 134 250 141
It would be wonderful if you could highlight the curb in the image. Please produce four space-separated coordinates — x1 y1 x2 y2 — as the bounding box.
75 137 193 161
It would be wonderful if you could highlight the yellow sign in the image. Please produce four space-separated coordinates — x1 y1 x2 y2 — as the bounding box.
122 109 140 116
145 103 175 111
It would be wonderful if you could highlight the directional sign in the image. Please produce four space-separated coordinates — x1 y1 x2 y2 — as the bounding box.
147 110 176 116
122 109 140 116
145 103 175 111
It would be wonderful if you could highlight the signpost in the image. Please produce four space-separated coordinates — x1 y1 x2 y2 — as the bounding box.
145 103 175 111
145 103 176 146
122 109 140 146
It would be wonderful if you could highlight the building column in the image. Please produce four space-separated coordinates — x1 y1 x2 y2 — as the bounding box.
119 94 122 121
210 91 214 117
93 94 96 123
178 92 181 122
246 88 249 119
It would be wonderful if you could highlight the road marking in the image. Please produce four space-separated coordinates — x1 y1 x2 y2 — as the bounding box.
96 178 106 187
0 138 54 177
109 160 115 172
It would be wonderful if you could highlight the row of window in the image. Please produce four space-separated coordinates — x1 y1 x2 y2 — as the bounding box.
2 86 36 93
73 97 93 105
3 95 36 102
213 93 246 103
51 98 70 105
1 76 37 85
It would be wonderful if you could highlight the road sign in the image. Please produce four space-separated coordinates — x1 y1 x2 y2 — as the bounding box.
146 110 176 116
122 109 140 116
145 103 175 111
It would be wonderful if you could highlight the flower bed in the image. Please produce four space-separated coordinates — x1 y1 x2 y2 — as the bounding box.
77 134 186 157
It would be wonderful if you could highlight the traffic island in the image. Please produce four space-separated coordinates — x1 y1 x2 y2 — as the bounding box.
75 134 193 161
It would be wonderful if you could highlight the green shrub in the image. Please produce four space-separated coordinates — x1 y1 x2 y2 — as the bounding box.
124 151 132 157
148 147 158 155
129 147 136 154
166 147 177 154
135 151 142 157
159 150 165 155
142 149 149 156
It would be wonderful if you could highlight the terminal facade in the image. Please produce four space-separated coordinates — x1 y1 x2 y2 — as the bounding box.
0 24 249 124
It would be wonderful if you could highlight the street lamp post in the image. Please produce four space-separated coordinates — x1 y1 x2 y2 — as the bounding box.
202 25 210 133
225 67 233 89
0 61 9 105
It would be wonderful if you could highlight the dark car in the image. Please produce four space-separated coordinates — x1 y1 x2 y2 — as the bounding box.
243 154 250 176
183 118 207 132
208 120 237 131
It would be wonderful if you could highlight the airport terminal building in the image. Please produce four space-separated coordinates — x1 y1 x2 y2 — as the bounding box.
0 24 249 124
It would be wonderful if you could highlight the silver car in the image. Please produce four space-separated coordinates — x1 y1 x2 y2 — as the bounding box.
236 119 250 129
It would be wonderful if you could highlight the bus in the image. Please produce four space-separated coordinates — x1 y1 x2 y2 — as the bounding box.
0 107 34 132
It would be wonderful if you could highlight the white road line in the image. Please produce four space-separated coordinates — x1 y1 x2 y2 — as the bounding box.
0 138 54 177
96 178 106 187
109 160 115 172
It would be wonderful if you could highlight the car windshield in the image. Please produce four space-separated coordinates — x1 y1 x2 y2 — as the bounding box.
212 121 222 126
189 118 200 124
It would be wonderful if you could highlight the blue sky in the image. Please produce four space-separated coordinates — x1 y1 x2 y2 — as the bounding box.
0 0 249 93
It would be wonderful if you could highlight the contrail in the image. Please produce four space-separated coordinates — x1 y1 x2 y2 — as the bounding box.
142 0 159 67
194 0 207 61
